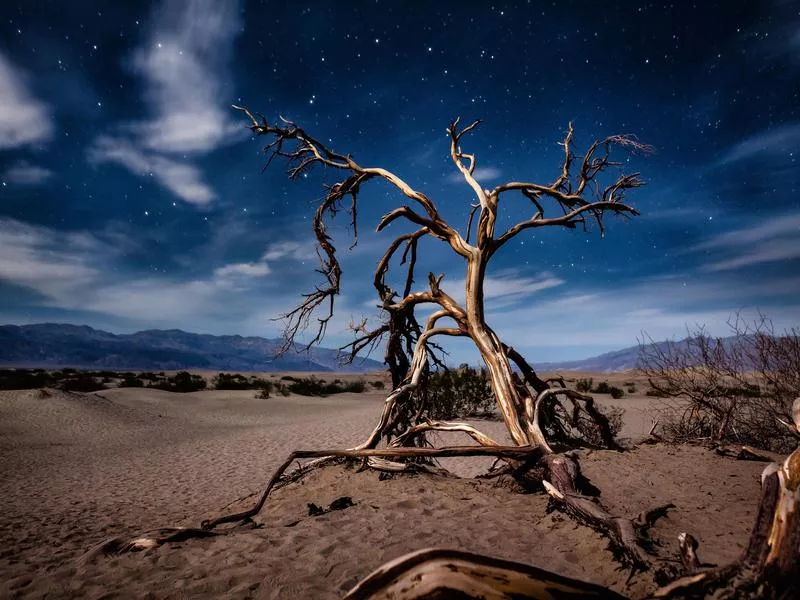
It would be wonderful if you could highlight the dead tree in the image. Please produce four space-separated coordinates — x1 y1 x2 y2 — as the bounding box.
101 109 799 598
195 106 673 566
231 106 650 450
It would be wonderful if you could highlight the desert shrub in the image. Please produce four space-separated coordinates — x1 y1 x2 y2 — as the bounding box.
285 377 367 396
248 376 272 389
285 377 325 396
119 374 144 387
371 380 386 389
60 372 107 392
280 375 298 382
0 369 54 390
256 387 270 399
148 371 206 393
212 372 252 390
588 380 624 398
419 365 496 420
639 313 800 452
344 379 366 393
592 380 611 394
574 405 625 446
575 377 593 393
627 384 636 393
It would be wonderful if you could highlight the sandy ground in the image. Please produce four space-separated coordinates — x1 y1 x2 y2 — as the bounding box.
0 381 768 599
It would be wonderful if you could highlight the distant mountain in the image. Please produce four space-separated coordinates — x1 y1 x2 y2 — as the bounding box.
533 344 645 373
533 335 751 373
0 323 384 372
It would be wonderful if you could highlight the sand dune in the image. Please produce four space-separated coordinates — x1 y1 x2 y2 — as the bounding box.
0 384 765 598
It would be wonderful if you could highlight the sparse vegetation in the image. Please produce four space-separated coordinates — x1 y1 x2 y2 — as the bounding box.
639 313 800 453
0 369 53 390
575 378 624 398
212 372 251 390
60 372 107 392
119 373 144 388
147 371 207 393
419 365 496 420
0 367 374 397
284 376 367 396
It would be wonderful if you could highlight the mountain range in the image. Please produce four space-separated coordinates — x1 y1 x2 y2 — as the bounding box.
0 323 751 374
0 323 384 372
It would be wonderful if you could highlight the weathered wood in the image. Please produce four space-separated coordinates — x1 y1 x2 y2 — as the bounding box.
200 445 544 530
341 548 628 600
541 454 659 572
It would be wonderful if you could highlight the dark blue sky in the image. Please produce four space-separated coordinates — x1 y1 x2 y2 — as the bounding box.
0 0 798 363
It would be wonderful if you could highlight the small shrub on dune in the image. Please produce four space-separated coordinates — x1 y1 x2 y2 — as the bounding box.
60 372 107 392
283 376 368 396
592 381 611 394
344 380 366 393
119 374 144 388
148 371 206 393
588 380 624 398
212 372 252 390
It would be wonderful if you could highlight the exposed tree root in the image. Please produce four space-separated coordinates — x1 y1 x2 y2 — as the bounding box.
540 453 671 577
713 445 783 463
194 445 541 530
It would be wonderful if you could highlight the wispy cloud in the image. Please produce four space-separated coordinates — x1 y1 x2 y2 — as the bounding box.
130 0 243 153
688 212 800 271
86 0 244 206
87 135 214 205
2 161 53 186
214 261 270 278
484 274 800 360
0 218 293 332
718 122 800 165
0 52 53 150
0 218 101 302
442 269 565 309
261 240 317 262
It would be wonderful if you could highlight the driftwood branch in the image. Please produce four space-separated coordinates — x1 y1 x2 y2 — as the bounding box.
342 548 628 600
201 445 542 530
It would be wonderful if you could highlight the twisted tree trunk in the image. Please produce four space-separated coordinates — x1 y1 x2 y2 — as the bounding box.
466 254 531 446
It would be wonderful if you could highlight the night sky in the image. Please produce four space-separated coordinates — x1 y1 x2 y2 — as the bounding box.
0 0 798 363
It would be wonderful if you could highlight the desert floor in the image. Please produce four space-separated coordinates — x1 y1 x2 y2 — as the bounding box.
0 375 768 599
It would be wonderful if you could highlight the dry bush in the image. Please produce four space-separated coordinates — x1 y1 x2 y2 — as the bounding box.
419 365 497 420
639 313 800 452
